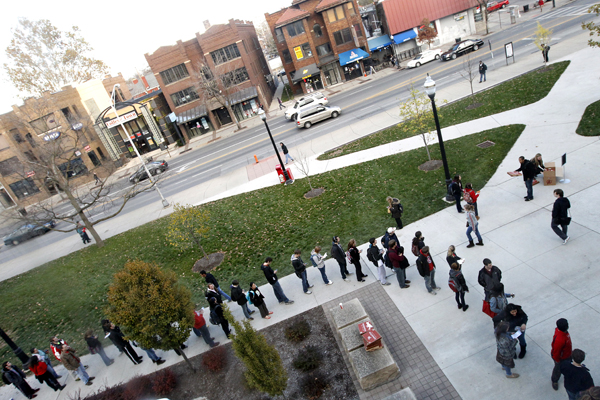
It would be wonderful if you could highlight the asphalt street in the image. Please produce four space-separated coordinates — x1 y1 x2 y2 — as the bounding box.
1 1 597 262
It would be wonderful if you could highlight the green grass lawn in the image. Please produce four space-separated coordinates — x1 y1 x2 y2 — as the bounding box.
576 99 600 136
0 124 524 365
319 61 570 160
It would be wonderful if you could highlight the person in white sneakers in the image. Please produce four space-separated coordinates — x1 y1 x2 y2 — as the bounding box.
310 246 333 286
367 238 390 286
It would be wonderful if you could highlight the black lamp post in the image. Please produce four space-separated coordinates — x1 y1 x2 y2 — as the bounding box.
258 109 293 184
423 74 454 201
0 326 30 364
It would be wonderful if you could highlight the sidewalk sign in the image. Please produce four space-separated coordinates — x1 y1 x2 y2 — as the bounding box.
505 42 515 65
560 153 570 183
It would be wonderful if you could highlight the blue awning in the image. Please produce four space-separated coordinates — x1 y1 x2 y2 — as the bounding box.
392 29 417 44
338 48 370 66
368 35 393 51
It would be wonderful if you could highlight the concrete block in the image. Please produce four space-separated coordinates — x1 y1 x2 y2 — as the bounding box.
381 388 417 400
348 346 400 390
339 317 371 352
330 298 368 330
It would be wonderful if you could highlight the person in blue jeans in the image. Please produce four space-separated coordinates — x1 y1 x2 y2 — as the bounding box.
310 246 333 285
200 270 232 302
560 349 595 400
514 156 536 201
261 257 294 305
465 204 484 247
292 249 313 294
495 321 520 379
493 303 528 359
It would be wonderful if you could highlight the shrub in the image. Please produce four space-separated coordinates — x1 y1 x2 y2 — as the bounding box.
301 372 329 399
285 319 311 342
202 345 227 371
122 375 150 400
152 368 177 396
293 345 322 372
81 384 125 400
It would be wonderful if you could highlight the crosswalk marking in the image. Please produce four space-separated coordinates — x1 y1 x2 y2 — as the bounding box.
534 5 595 20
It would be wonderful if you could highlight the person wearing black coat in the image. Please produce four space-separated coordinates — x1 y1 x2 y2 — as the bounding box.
493 303 528 359
382 228 400 249
106 323 143 365
205 284 223 305
446 245 462 267
2 361 39 399
515 156 537 201
551 189 571 243
416 246 439 294
230 280 255 320
450 175 464 213
348 239 367 282
209 297 231 338
292 249 313 294
200 271 232 302
248 282 272 319
261 257 294 304
331 236 350 280
478 259 502 301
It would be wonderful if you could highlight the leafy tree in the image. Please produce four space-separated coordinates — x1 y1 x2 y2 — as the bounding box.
398 84 440 161
533 22 553 65
582 4 600 47
417 19 438 49
106 260 196 371
224 307 288 396
3 18 109 97
167 203 210 259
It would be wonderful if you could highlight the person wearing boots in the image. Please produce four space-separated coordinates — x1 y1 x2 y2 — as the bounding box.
493 303 528 359
465 204 483 247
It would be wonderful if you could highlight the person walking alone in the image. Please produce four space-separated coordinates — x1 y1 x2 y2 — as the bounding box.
261 257 294 305
416 246 440 295
551 188 571 244
93 173 101 185
495 321 520 379
479 61 487 82
277 97 284 110
551 318 572 391
514 156 536 201
560 349 595 400
465 204 484 247
331 236 351 281
310 246 333 285
450 175 465 213
280 142 294 164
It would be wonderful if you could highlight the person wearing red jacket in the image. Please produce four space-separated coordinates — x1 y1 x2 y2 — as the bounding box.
193 308 220 348
28 356 65 391
463 183 479 217
552 318 573 391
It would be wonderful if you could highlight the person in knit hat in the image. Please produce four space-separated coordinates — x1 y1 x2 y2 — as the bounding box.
551 318 573 391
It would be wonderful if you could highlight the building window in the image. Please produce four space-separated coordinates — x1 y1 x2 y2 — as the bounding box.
302 43 313 58
294 43 313 60
200 65 212 80
0 156 22 176
88 150 102 167
275 28 285 43
221 67 250 87
211 44 241 65
24 151 38 162
316 42 333 56
286 20 305 37
347 2 356 16
25 133 37 148
30 114 59 134
159 64 190 85
333 28 353 46
96 147 106 160
326 5 346 23
282 50 293 64
58 157 88 179
9 178 39 199
314 24 323 38
11 129 24 144
353 24 363 37
170 87 200 107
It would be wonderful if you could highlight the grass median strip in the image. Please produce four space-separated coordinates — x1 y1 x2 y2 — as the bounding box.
576 99 600 136
0 124 525 364
319 61 569 160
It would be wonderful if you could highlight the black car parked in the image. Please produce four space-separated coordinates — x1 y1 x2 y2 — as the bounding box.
441 39 485 61
4 220 56 246
129 160 169 183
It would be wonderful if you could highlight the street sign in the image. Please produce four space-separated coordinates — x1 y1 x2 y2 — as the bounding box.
505 42 515 65
26 171 35 178
84 145 91 152
43 131 61 141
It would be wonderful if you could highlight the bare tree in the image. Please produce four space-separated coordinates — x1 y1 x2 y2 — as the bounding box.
460 54 478 105
475 0 490 35
294 150 314 192
417 19 438 49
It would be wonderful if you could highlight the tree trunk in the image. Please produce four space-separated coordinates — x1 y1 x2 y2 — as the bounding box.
178 348 196 372
226 104 243 130
198 244 208 259
422 134 432 161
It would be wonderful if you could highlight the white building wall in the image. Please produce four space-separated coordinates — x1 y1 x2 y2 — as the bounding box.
436 9 476 47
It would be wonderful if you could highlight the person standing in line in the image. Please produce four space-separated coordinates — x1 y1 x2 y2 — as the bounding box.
463 183 480 217
411 231 426 258
387 240 410 289
292 249 314 294
310 246 333 285
446 245 462 267
280 142 294 164
60 345 95 386
50 336 80 381
230 280 255 320
84 330 114 366
200 270 232 302
488 283 514 314
495 321 520 379
209 297 231 338
551 318 572 391
193 308 220 348
2 361 40 398
331 236 351 281
416 246 440 295
561 349 595 400
382 227 400 249
137 345 166 365
106 323 144 365
31 347 61 380
277 97 284 110
478 61 487 82
493 303 528 359
450 175 465 213
449 262 469 311
552 188 571 244
367 238 390 286
465 204 484 247
27 356 65 391
478 258 502 301
205 283 224 305
514 156 536 201
386 196 404 229
348 239 367 282
248 282 273 320
261 257 294 305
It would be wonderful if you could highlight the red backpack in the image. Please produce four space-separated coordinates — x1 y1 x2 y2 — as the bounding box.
411 244 419 257
448 272 462 292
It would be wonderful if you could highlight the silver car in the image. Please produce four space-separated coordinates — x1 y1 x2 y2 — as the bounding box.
296 105 341 129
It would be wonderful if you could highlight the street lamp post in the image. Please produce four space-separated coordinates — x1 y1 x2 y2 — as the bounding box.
111 84 169 208
0 326 30 364
423 74 454 201
257 109 292 184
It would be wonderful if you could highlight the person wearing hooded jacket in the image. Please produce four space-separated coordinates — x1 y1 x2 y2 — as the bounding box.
292 249 313 294
493 303 528 359
552 318 573 391
552 189 571 244
416 246 440 295
386 196 404 229
261 257 294 304
449 262 469 311
387 240 410 288
382 227 400 249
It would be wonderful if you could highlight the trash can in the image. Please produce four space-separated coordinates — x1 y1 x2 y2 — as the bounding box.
275 164 294 183
523 4 529 12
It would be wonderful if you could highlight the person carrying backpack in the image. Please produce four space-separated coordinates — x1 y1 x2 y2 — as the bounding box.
382 227 400 249
387 240 410 289
209 297 231 338
311 246 333 285
449 262 469 311
230 280 255 320
368 238 390 286
411 231 425 259
416 246 440 295
479 61 487 83
386 196 404 229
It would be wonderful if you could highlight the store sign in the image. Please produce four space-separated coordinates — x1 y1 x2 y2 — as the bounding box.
455 12 467 21
75 151 81 156
294 46 303 60
26 171 35 178
43 131 61 141
105 111 138 128
84 145 91 152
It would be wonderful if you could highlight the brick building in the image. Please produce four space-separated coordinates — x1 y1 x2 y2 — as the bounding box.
145 19 275 141
265 0 370 95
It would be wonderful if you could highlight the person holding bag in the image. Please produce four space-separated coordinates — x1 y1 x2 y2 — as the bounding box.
387 240 410 289
551 189 571 244
367 238 390 286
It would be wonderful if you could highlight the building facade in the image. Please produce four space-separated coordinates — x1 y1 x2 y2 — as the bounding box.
265 0 370 95
145 19 275 141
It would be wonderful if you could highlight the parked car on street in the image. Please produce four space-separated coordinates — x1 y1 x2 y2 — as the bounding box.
406 49 443 68
285 92 328 121
296 105 341 129
129 160 169 183
4 220 56 246
441 39 485 61
487 0 509 12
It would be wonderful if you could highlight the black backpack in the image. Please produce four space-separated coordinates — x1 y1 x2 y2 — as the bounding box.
383 251 393 268
2 371 11 385
209 307 221 325
367 246 375 262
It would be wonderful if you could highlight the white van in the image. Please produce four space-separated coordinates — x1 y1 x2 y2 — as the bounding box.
284 92 329 121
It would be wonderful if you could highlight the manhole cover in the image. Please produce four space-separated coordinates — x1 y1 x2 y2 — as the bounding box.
476 140 496 148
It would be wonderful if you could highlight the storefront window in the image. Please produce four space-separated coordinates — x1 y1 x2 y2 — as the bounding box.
188 116 213 137
232 98 259 122
322 63 342 86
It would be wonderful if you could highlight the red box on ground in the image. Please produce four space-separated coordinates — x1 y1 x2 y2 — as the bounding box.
362 329 383 351
358 321 375 335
